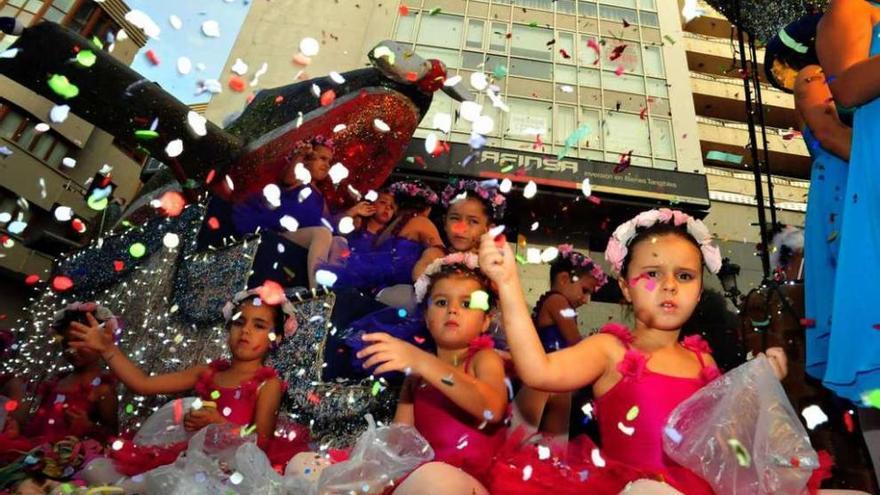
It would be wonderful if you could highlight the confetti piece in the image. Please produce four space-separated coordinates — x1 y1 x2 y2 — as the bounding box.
863 389 880 409
441 374 455 386
328 162 349 184
162 233 180 249
129 242 146 258
682 0 706 22
499 178 512 193
229 471 243 485
591 448 605 467
54 206 73 222
614 150 633 173
250 62 268 87
540 246 559 263
617 421 635 436
51 275 73 292
71 218 86 233
489 225 506 239
801 404 829 429
153 190 186 217
320 89 336 106
329 71 345 84
728 438 751 467
522 465 533 481
169 14 182 30
469 72 489 91
469 290 490 311
201 20 220 37
581 178 592 197
4 399 18 412
537 445 551 460
231 58 248 75
229 75 246 92
373 119 391 132
124 10 161 39
614 65 626 76
492 64 508 79
371 381 382 396
338 216 355 234
664 426 682 444
586 38 601 64
558 123 591 160
827 231 839 243
187 111 207 137
75 50 96 67
145 49 160 65
49 105 70 125
315 269 337 287
47 74 79 99
472 115 494 135
300 37 320 57
111 440 124 451
523 181 537 199
165 139 183 158
663 34 677 45
844 410 855 432
263 183 281 209
626 405 640 421
399 4 410 15
800 318 816 328
429 7 442 15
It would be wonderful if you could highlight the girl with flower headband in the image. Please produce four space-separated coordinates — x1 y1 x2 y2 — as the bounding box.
356 253 509 494
0 302 119 476
479 209 794 494
70 285 309 479
322 179 443 293
231 135 374 289
513 246 608 443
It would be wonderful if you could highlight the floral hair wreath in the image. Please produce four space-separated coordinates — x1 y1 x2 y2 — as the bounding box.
604 208 723 277
441 179 507 222
557 244 608 288
414 252 482 303
389 180 439 205
221 287 299 337
51 301 119 333
292 134 335 156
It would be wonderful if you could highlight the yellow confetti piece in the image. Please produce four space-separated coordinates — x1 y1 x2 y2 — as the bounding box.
727 438 751 467
211 390 221 400
626 405 639 421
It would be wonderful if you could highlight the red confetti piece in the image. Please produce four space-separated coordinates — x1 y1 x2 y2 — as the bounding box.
559 48 571 59
158 191 187 217
320 89 336 106
246 93 256 104
399 4 409 16
414 336 426 344
255 280 286 305
587 195 601 205
843 411 854 433
292 53 311 66
639 107 648 120
609 44 627 61
173 398 184 424
52 275 74 292
532 134 544 150
405 71 419 82
145 49 160 65
614 150 633 173
790 457 800 468
228 75 246 92
782 131 802 140
99 175 113 187
414 155 426 168
206 169 216 184
274 95 284 104
207 217 220 230
614 65 626 76
587 38 601 64
307 391 321 405
800 318 816 328
72 218 86 233
25 274 41 285
4 399 18 412
113 260 125 272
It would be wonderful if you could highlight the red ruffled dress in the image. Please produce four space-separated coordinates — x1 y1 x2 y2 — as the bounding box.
111 360 310 476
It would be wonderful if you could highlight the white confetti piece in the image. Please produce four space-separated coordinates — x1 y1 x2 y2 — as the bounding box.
177 56 191 74
124 10 161 39
617 421 635 436
470 72 488 91
250 62 268 87
162 233 180 249
8 221 27 235
315 269 337 287
802 405 829 430
34 123 50 133
297 186 312 203
459 101 482 122
537 445 551 460
472 115 494 135
523 180 537 199
433 113 452 133
591 448 606 468
279 215 299 232
0 48 19 59
329 71 345 84
540 246 559 263
328 163 349 184
111 440 124 451
682 0 705 22
425 132 439 154
49 105 70 123
365 190 378 202
444 75 462 87
0 212 11 223
224 175 234 191
522 465 533 481
231 58 248 75
169 14 182 30
229 472 243 485
294 163 312 184
581 178 592 197
299 37 320 57
488 225 506 238
456 435 469 450
526 248 541 264
373 119 390 132
499 178 512 193
201 20 220 38
559 308 577 318
165 139 183 158
664 426 682 444
263 184 281 209
338 216 355 234
38 178 46 198
311 84 321 98
333 124 347 133
54 206 73 222
222 406 232 417
187 111 207 137
559 85 574 93
61 157 76 168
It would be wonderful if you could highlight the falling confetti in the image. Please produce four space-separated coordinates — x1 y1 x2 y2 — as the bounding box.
614 151 633 173
801 405 829 430
145 49 160 65
469 290 490 311
169 14 182 30
373 119 391 132
664 426 682 444
75 50 97 67
522 465 533 481
47 74 79 99
315 269 337 287
617 422 635 436
320 89 336 106
162 233 180 249
727 438 751 467
328 163 349 184
338 216 355 234
523 181 537 199
300 37 320 57
626 405 640 421
201 20 220 38
187 111 207 137
537 445 551 460
51 275 74 292
124 10 161 39
229 75 246 92
129 242 147 258
682 0 706 22
165 139 183 158
558 123 591 160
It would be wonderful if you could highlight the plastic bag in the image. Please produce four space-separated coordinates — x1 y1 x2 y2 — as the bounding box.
662 355 818 494
317 414 434 494
133 397 197 447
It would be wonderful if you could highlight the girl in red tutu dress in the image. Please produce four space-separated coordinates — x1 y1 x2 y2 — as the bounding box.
70 285 309 477
356 253 509 494
479 209 792 494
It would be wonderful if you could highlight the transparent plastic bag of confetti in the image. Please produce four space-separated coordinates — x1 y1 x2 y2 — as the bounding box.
133 397 197 446
662 355 818 494
317 414 434 494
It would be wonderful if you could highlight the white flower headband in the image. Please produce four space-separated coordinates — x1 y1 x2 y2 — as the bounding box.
221 284 299 337
51 301 119 333
414 252 481 303
604 208 722 277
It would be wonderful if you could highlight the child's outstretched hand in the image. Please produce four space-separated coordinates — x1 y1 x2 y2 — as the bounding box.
478 231 518 286
357 333 428 375
765 347 788 380
68 313 114 354
183 406 225 432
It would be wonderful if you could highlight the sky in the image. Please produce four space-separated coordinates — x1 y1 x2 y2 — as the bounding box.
125 0 254 104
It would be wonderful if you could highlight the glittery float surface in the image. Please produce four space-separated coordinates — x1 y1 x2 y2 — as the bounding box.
701 0 828 42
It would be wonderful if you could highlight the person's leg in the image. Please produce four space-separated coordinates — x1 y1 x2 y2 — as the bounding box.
618 479 684 494
328 236 349 264
393 462 488 495
282 227 332 289
540 391 572 443
510 386 550 436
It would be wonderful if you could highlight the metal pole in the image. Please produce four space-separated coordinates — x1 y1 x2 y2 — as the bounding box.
749 40 778 227
734 0 771 278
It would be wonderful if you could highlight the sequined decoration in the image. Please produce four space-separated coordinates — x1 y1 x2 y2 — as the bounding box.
702 0 828 43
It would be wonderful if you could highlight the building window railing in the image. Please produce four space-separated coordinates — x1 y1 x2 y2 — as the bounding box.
689 70 786 95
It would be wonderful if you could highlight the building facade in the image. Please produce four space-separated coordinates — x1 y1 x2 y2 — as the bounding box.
204 0 810 330
0 0 146 321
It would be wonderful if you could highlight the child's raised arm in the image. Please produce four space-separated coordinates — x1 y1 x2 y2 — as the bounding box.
479 233 613 392
253 377 284 445
543 294 582 346
69 313 206 396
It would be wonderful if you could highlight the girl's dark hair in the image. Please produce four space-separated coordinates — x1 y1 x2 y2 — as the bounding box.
619 222 703 279
52 311 93 333
381 181 436 241
423 263 497 310
549 253 596 285
681 289 746 371
763 13 822 93
226 295 285 333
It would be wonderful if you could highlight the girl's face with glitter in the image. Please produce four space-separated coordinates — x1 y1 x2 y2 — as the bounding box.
425 275 492 351
445 197 491 253
227 301 279 362
555 272 601 309
619 234 703 331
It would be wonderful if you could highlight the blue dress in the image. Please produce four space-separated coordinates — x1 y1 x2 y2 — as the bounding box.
231 184 326 235
534 291 576 352
824 17 880 402
803 127 848 380
323 236 425 292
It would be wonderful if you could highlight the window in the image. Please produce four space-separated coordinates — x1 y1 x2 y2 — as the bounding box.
647 78 668 98
0 102 75 167
489 22 508 53
396 13 417 42
555 65 578 84
639 0 657 11
554 106 577 146
514 0 555 9
639 11 659 27
418 46 460 68
510 57 553 80
511 24 552 60
508 98 552 137
602 71 645 94
643 45 665 77
599 5 638 25
604 111 651 155
578 1 598 17
421 91 455 135
556 0 577 14
417 14 463 48
580 108 602 149
579 35 601 67
650 117 675 159
578 67 601 87
601 0 637 8
605 41 642 74
466 19 484 50
557 32 575 64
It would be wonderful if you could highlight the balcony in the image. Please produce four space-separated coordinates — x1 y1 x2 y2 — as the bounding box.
690 71 798 129
696 115 811 180
684 31 767 82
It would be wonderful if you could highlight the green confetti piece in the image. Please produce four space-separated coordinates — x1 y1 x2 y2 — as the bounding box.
371 381 382 396
91 36 104 50
129 242 147 258
47 74 80 99
76 49 97 67
211 390 221 400
428 7 442 15
492 64 508 79
406 156 416 164
125 404 134 414
727 438 751 467
469 290 490 311
827 231 838 243
663 34 676 45
515 254 528 265
558 123 591 160
183 179 200 189
706 150 743 165
528 21 539 27
241 424 257 436
626 405 640 421
863 388 880 409
135 129 160 140
501 164 514 173
60 483 74 494
87 195 109 211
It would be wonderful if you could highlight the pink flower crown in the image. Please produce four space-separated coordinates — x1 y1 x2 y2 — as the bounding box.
414 252 481 303
603 208 722 277
389 180 439 205
51 301 119 333
221 285 299 337
557 244 608 288
293 135 335 154
441 180 506 222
